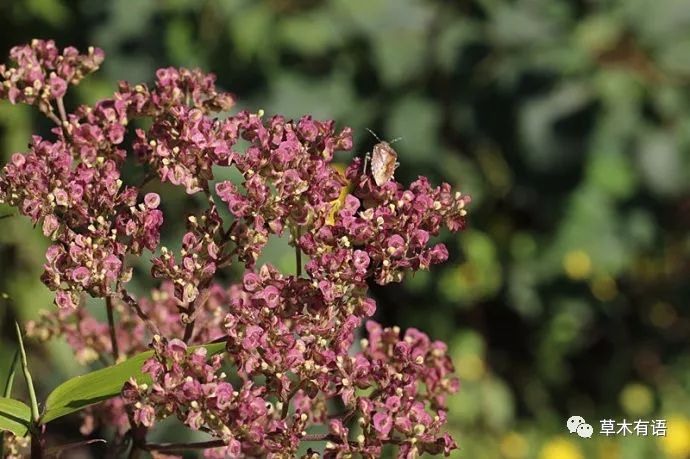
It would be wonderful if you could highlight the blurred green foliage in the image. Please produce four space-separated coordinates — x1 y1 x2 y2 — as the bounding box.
2 0 690 457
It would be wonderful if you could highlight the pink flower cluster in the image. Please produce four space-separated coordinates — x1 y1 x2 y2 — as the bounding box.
123 337 311 458
0 39 103 113
215 114 351 264
1 40 469 458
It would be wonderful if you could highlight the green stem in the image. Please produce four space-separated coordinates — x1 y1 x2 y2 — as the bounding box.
14 322 39 423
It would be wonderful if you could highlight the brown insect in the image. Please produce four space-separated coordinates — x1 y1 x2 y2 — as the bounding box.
365 129 401 186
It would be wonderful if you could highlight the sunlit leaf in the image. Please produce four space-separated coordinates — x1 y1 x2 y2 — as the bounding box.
0 397 31 437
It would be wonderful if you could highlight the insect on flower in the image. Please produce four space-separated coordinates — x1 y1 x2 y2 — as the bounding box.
365 128 401 186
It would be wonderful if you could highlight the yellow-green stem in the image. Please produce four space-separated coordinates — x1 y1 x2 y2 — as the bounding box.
15 322 39 423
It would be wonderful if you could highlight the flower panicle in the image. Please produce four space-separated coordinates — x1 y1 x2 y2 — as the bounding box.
0 40 470 459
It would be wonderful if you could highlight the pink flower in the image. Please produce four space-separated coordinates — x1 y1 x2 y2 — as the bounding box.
71 267 91 285
373 412 393 438
133 404 155 427
54 290 75 309
144 192 161 209
42 214 59 236
49 74 67 98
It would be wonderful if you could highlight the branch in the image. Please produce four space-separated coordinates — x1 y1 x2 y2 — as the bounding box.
140 429 401 454
45 110 62 127
183 279 212 342
293 226 302 277
295 243 302 277
302 433 337 442
302 432 403 445
119 288 160 336
105 295 120 362
45 439 106 458
282 380 303 419
56 97 68 125
143 440 224 453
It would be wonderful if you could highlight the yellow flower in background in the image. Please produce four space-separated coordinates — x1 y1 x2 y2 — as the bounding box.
457 354 486 382
325 163 351 225
538 437 583 459
659 416 690 458
619 383 654 417
590 274 617 301
597 438 619 459
649 302 677 329
500 432 528 459
563 250 592 280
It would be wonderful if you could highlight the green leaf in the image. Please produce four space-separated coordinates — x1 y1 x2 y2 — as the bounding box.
0 397 31 437
279 9 345 56
3 350 19 398
25 0 69 27
386 95 441 161
41 342 226 425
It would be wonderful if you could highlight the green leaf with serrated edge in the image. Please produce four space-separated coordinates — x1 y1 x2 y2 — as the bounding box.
0 397 31 436
41 341 225 424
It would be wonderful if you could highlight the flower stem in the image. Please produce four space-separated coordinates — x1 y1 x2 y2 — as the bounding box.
302 433 336 442
143 433 368 454
119 288 160 336
295 244 302 276
294 226 302 277
183 281 212 343
56 97 68 125
183 317 196 342
45 439 106 457
144 440 224 452
44 110 62 127
106 295 120 362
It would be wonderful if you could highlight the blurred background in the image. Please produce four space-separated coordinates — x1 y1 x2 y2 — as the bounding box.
2 0 690 458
